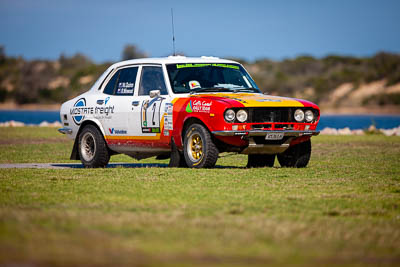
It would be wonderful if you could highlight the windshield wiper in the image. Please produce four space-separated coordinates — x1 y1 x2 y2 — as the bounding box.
190 87 232 94
232 87 259 93
189 87 260 94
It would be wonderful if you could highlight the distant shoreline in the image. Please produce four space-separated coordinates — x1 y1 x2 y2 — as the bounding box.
320 106 400 115
1 103 400 115
0 103 60 111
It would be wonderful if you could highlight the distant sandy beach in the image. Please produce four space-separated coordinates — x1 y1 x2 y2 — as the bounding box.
0 103 61 111
320 105 400 115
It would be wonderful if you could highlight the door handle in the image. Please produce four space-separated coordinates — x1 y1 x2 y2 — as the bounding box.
132 101 140 106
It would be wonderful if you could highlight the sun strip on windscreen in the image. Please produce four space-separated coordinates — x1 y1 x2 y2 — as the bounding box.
176 63 239 70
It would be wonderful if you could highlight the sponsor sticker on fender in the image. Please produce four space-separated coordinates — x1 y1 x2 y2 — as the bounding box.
186 100 212 113
70 97 115 125
164 103 173 131
109 128 127 135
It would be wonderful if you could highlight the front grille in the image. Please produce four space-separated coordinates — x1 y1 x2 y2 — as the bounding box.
252 124 272 129
250 108 292 123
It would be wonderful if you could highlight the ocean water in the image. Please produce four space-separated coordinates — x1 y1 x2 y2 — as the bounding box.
0 110 60 125
0 110 399 130
317 114 400 130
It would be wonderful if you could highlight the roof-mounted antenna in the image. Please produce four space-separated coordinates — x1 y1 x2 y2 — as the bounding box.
171 8 176 56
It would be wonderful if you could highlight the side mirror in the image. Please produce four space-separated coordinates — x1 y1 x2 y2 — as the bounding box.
149 90 160 98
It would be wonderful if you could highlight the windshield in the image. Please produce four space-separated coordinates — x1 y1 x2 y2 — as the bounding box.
166 63 260 94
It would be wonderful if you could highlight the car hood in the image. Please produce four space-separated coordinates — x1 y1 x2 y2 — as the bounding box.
189 93 317 108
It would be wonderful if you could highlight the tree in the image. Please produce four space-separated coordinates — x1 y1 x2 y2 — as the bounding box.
59 53 92 69
0 45 5 64
121 44 147 60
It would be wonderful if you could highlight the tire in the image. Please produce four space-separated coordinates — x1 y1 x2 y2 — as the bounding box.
78 125 110 168
247 154 275 168
169 139 187 167
183 123 219 168
277 139 311 168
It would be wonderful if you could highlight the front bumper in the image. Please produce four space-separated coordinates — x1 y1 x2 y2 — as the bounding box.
212 130 319 137
211 130 319 154
58 128 72 134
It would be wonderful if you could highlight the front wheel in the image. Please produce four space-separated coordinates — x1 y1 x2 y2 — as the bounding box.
78 125 110 168
183 124 219 168
277 139 311 168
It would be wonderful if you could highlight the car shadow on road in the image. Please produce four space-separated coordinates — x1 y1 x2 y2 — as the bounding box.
50 163 244 169
51 163 168 168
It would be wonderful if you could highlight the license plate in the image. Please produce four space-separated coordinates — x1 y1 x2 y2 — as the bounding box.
265 132 284 140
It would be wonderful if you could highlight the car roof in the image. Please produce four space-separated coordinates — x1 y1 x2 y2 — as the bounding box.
110 56 239 69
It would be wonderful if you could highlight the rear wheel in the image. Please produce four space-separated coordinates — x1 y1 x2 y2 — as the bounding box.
183 124 219 168
78 125 110 168
247 154 275 168
277 140 311 168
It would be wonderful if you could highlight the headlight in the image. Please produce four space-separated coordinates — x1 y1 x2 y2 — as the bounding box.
294 109 304 122
224 109 235 122
304 110 314 122
236 109 248 123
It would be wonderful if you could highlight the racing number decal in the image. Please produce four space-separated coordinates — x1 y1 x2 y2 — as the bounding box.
141 98 164 133
151 102 157 125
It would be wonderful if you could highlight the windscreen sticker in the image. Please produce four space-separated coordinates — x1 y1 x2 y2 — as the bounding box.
189 80 201 89
176 63 239 70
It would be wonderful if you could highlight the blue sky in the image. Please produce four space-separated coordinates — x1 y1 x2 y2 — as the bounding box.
1 0 399 63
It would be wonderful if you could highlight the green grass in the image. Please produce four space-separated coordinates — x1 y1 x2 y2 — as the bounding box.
0 127 400 266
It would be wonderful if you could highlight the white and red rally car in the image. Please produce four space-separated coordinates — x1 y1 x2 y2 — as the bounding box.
59 56 320 168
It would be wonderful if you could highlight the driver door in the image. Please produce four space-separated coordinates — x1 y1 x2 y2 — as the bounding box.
128 65 171 148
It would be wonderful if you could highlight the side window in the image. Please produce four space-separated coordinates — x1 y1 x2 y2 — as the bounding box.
139 66 168 96
103 70 120 95
115 67 138 96
103 67 138 96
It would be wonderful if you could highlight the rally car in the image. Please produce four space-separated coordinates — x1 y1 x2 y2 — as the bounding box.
59 56 320 168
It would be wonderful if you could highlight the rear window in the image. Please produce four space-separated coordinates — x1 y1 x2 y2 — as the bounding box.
103 70 119 95
103 67 138 96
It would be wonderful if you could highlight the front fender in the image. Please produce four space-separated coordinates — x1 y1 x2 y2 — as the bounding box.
170 97 228 150
79 118 106 137
70 118 107 160
172 113 222 149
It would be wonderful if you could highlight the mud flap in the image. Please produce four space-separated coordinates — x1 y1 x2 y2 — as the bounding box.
70 137 80 160
169 137 186 167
